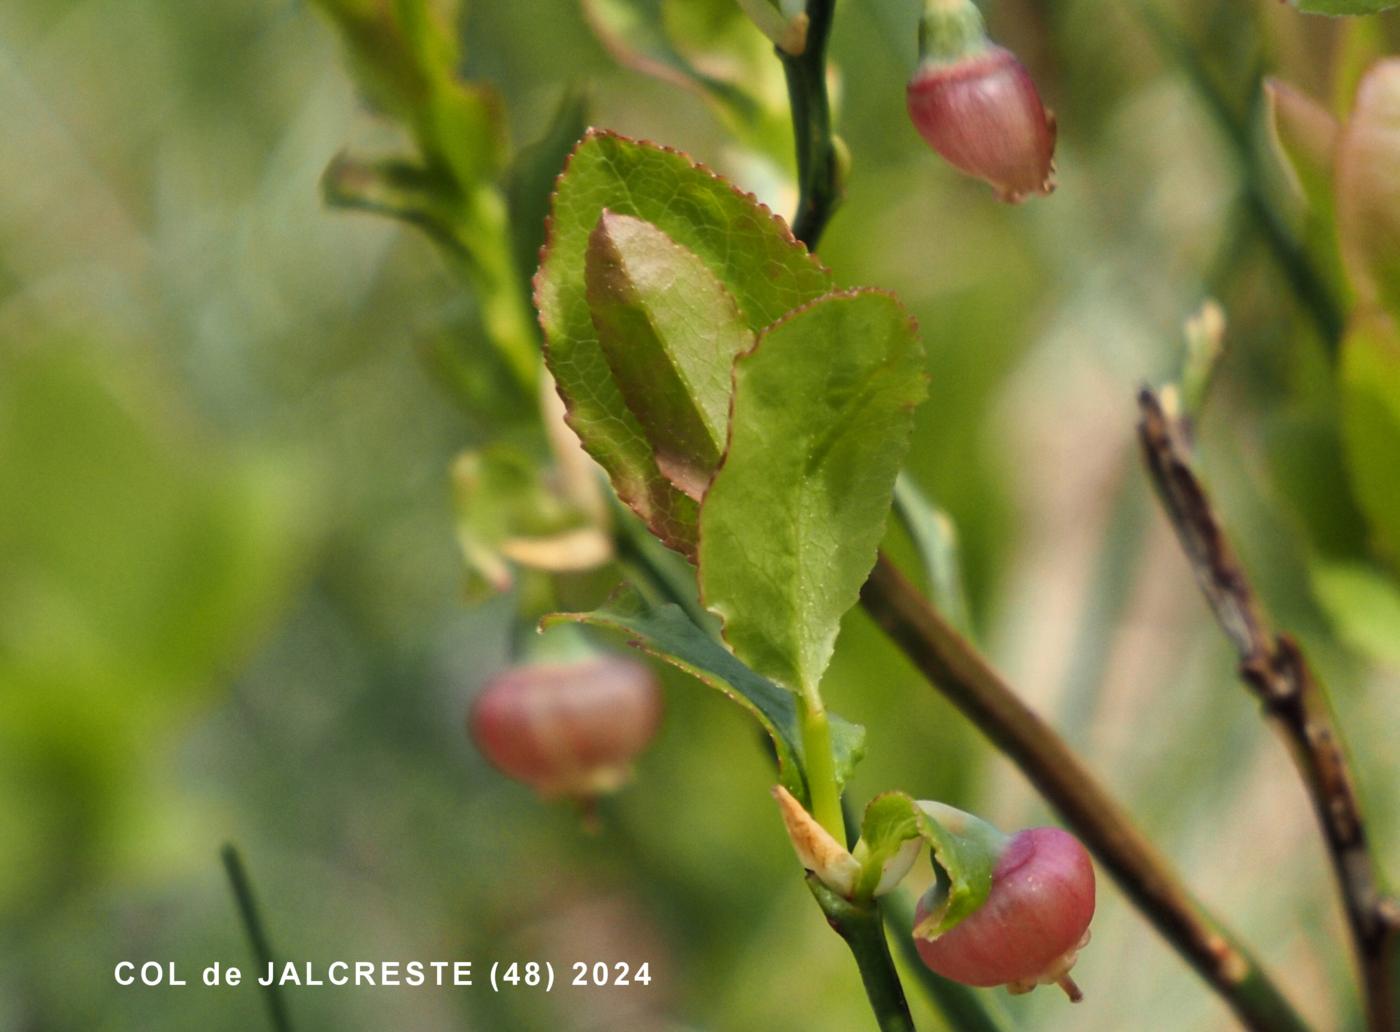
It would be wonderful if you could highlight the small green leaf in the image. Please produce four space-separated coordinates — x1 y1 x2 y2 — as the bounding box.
1290 0 1400 13
698 289 927 693
853 794 1001 931
543 588 866 805
536 130 832 555
1340 314 1400 567
1336 59 1400 320
505 85 590 290
586 212 754 499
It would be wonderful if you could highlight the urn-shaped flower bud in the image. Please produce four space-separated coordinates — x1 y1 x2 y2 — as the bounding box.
914 826 1095 998
468 656 663 799
907 0 1056 202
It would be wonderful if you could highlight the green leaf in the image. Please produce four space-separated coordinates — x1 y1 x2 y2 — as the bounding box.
698 289 927 693
1289 0 1400 13
542 588 866 805
1336 59 1400 320
586 212 754 499
536 130 832 555
322 154 462 254
853 794 1001 931
1340 314 1400 567
505 85 590 290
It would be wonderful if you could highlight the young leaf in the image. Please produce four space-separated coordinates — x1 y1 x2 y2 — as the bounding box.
536 130 832 555
1263 78 1339 211
586 212 754 499
542 588 866 806
853 793 1000 931
1340 313 1400 567
698 289 927 693
1336 59 1400 321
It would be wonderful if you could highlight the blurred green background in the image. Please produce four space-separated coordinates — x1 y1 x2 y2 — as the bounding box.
3 1 1399 1029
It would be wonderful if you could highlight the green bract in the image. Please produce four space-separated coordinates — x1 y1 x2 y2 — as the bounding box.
853 793 1000 932
542 589 865 808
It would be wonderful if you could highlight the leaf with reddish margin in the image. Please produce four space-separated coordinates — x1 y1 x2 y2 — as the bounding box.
535 130 832 556
585 212 754 500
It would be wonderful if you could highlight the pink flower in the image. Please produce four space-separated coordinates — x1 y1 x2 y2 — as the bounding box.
908 45 1057 203
914 826 1095 998
468 656 662 799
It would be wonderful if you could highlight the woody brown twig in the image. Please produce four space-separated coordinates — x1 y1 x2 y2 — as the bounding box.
1137 386 1399 1032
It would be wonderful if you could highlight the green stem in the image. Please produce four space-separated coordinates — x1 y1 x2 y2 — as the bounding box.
220 844 293 1032
454 185 541 393
780 0 840 248
798 690 845 841
808 880 917 1032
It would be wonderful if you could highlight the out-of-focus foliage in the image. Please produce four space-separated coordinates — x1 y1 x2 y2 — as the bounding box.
1293 0 1400 17
3 1 1400 1030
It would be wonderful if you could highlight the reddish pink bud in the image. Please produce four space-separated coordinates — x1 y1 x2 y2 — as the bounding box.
468 656 662 799
914 827 1095 998
907 46 1057 202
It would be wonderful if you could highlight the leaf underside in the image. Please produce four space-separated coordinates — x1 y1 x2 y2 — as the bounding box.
543 588 865 806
